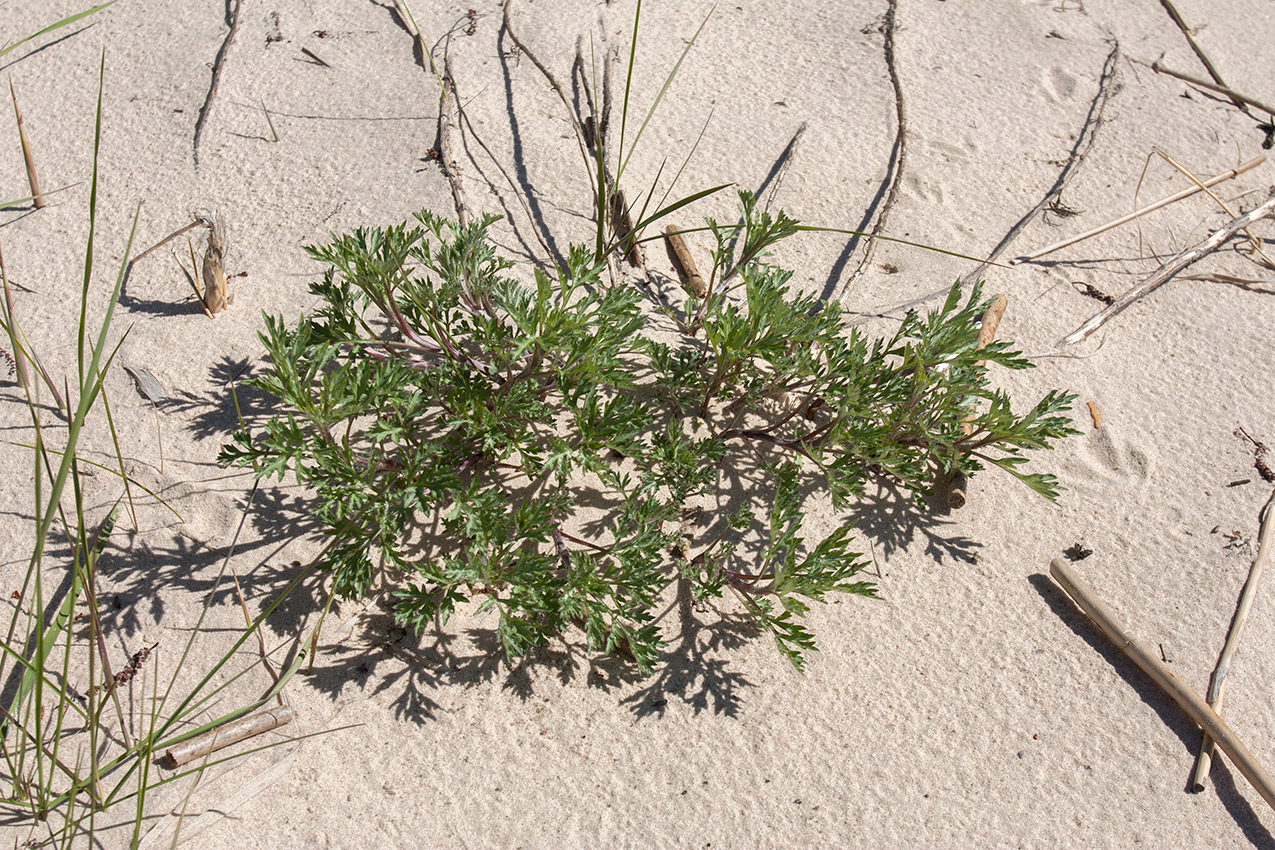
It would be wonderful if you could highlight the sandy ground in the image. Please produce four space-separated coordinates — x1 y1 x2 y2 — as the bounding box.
2 0 1275 846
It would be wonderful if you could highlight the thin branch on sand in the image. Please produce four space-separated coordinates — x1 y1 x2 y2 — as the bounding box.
1191 489 1275 792
192 0 242 168
1012 155 1263 263
1148 59 1275 118
838 0 907 303
1155 0 1249 114
961 42 1119 286
1060 188 1275 346
501 0 594 190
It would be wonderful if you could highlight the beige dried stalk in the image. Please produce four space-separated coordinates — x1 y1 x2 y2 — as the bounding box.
195 210 232 316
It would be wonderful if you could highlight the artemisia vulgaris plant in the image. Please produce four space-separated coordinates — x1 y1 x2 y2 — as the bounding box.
221 192 1077 672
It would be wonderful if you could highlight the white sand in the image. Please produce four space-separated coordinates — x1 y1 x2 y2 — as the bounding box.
2 0 1274 846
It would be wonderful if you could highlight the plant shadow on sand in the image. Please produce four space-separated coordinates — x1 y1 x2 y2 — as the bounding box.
1031 573 1275 849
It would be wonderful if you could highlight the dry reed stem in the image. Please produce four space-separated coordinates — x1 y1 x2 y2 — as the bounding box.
9 79 45 209
438 57 471 229
1191 489 1275 791
1151 148 1271 266
947 294 1007 509
1148 59 1275 118
1012 155 1264 263
1156 0 1249 114
1061 188 1275 345
159 705 296 769
1049 558 1275 813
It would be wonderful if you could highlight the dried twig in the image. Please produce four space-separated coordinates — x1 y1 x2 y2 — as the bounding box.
9 79 45 209
501 0 593 185
663 225 707 298
1156 0 1248 114
947 294 1007 509
1148 59 1275 118
962 42 1120 285
1013 155 1264 263
1191 489 1275 791
838 0 906 302
1060 188 1275 345
193 0 242 167
438 58 471 229
1151 148 1272 266
1049 558 1275 813
158 705 295 769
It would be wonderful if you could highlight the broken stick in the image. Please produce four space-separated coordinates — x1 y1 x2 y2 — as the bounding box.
159 705 295 769
1049 559 1275 813
947 294 1008 509
1012 156 1264 264
663 225 707 299
1061 188 1275 346
1191 489 1275 792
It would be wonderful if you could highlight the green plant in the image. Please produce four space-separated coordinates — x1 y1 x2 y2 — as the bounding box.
0 53 309 850
222 191 1077 672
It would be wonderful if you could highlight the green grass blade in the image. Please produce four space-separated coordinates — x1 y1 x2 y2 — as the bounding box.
615 5 713 187
0 2 114 60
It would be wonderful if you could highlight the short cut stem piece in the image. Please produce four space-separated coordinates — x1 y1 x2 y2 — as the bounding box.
1048 558 1275 813
1061 188 1275 345
1191 489 1275 791
159 705 295 769
663 225 706 298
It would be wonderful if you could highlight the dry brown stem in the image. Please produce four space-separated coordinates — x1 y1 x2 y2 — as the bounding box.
1191 489 1275 791
962 43 1119 285
1049 558 1275 813
1061 188 1275 345
1148 59 1275 117
1155 0 1248 114
193 0 242 167
1012 155 1264 263
838 0 906 302
663 225 707 299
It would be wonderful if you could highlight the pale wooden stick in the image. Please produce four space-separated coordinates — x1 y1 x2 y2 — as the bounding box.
947 294 1007 509
1191 489 1275 791
1061 188 1275 345
1149 60 1275 117
1013 156 1264 263
663 225 707 298
1049 558 1275 812
159 705 295 769
9 79 45 209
